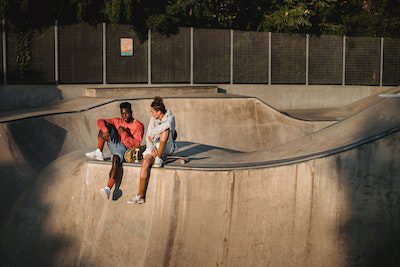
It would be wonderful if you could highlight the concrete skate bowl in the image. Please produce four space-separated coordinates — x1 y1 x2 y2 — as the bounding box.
1 94 400 266
0 96 330 222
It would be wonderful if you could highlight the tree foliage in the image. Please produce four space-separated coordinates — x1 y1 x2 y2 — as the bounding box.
0 0 399 38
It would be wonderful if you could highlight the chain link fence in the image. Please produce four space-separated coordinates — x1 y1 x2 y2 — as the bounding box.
58 23 103 83
383 38 400 86
271 33 306 84
346 37 381 85
1 24 400 86
233 30 269 84
7 26 54 84
151 28 191 83
309 35 343 85
193 28 230 83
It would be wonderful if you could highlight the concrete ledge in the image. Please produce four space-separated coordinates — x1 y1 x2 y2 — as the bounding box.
85 85 219 98
219 84 397 109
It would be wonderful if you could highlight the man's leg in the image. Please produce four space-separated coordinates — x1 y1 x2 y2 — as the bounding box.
97 130 106 151
86 130 106 161
107 155 121 189
100 142 125 199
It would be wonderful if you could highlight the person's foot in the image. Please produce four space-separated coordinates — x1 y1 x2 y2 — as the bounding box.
85 148 104 161
100 187 111 199
153 156 163 168
127 194 145 204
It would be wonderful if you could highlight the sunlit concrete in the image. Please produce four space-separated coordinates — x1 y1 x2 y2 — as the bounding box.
0 89 399 266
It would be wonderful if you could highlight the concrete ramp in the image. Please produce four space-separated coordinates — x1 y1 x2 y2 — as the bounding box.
285 87 400 121
0 94 399 266
0 96 329 224
1 132 399 266
186 96 400 169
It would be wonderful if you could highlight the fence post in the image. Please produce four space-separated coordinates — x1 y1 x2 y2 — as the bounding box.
2 19 6 85
306 34 309 85
268 32 271 85
54 20 59 84
148 29 151 85
342 35 346 86
102 23 106 84
230 29 233 84
380 37 384 86
190 27 193 85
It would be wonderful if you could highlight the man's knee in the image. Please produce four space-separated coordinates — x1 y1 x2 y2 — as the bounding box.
112 155 121 165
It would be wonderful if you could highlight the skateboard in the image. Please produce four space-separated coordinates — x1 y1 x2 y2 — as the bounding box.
163 156 190 165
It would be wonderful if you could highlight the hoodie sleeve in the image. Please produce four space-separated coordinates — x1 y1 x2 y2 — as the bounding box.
145 118 155 148
97 118 116 133
150 114 175 136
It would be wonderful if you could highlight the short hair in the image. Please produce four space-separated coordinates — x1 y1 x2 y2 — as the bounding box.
119 102 132 110
151 96 166 114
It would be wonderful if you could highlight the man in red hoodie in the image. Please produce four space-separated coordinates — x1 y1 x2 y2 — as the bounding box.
85 102 144 199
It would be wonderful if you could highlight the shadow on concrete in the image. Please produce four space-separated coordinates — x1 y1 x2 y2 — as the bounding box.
174 141 241 158
218 88 227 93
0 152 89 266
0 85 63 112
333 101 400 265
0 118 67 226
112 167 124 201
0 182 74 266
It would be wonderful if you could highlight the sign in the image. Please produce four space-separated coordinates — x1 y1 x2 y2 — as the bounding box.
120 38 133 56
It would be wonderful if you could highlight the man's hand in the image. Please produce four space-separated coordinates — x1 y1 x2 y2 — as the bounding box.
118 126 126 134
103 131 110 141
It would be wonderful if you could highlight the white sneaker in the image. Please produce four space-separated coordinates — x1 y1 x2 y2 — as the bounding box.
127 194 145 204
153 156 163 168
100 187 111 199
85 148 104 161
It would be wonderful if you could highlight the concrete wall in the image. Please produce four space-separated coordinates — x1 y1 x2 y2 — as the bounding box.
0 85 62 112
1 84 395 112
219 84 392 110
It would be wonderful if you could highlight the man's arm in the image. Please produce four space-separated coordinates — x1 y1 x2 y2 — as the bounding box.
97 118 114 133
120 123 144 149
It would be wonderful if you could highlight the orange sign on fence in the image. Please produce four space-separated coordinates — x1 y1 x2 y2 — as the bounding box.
120 38 133 56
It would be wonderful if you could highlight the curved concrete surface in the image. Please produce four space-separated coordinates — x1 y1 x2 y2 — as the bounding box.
285 87 400 121
184 97 400 169
1 131 399 266
0 96 329 224
1 93 399 266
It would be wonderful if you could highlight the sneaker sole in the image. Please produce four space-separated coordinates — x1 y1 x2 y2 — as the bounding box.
86 155 104 161
127 199 145 204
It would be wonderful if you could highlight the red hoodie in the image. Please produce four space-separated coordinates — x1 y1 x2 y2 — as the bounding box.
97 118 144 149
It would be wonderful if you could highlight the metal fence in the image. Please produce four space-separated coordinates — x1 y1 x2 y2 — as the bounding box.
58 23 103 83
106 24 148 83
2 23 400 85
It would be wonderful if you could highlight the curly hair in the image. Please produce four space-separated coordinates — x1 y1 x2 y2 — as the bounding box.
151 96 166 114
